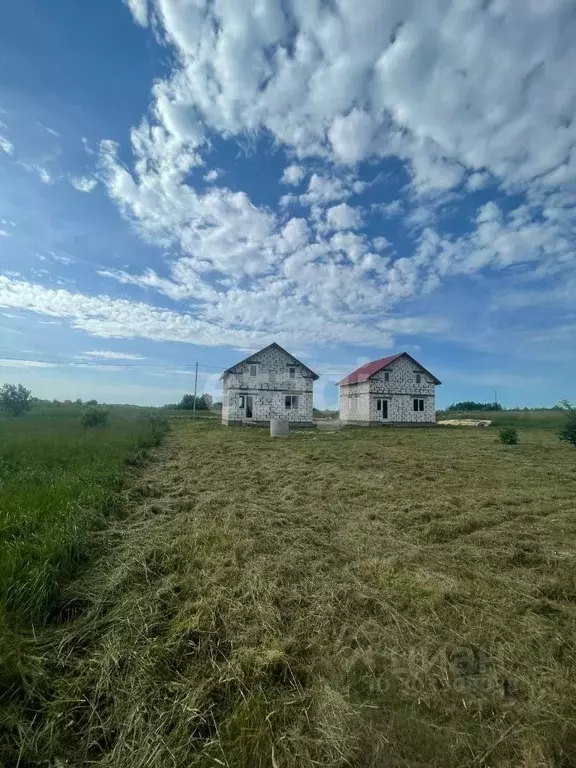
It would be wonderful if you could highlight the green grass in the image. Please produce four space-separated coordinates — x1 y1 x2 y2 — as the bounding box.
0 405 169 762
4 420 576 767
0 405 168 625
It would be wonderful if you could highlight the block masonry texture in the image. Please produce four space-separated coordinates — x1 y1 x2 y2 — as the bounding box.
222 345 315 425
339 354 437 424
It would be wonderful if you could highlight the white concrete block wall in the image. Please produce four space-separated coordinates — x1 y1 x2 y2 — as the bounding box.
390 394 436 422
340 354 437 424
370 355 435 396
339 381 370 421
222 345 315 424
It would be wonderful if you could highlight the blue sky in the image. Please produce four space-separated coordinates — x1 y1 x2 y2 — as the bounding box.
1 0 575 409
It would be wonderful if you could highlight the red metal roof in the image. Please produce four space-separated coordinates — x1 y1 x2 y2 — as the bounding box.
338 354 402 385
338 352 442 386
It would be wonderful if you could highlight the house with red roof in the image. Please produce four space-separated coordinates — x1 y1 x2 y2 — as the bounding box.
339 353 441 425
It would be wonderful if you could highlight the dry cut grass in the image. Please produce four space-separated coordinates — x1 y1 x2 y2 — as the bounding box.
4 421 576 767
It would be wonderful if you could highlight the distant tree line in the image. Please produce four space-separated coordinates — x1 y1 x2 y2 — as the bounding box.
446 401 503 412
164 393 215 411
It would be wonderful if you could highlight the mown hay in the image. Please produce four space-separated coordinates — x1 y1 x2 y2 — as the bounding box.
4 421 576 767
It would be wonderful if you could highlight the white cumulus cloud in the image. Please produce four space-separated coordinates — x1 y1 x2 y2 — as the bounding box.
298 174 351 206
104 0 576 357
281 164 305 185
70 176 98 193
0 135 13 154
125 0 148 26
326 203 363 231
203 169 223 183
467 172 491 192
122 0 576 192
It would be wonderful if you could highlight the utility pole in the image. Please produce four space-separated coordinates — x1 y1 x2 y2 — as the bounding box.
193 362 198 419
494 389 498 407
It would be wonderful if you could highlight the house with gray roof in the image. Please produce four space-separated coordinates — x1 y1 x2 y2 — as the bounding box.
221 343 319 426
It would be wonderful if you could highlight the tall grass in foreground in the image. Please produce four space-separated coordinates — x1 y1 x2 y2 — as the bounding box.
0 408 168 625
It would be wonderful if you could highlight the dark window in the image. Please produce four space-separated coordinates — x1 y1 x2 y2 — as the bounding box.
376 399 388 418
413 398 425 412
416 373 421 384
239 395 246 408
285 395 298 409
289 366 296 378
249 364 257 377
384 372 390 382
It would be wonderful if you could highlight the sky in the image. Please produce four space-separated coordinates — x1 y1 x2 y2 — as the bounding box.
0 0 575 409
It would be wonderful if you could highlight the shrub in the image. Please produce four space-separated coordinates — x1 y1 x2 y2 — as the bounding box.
0 383 33 417
499 427 518 445
81 406 110 428
138 414 169 446
558 400 576 448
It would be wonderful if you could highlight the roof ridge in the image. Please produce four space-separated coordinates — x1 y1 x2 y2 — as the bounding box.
338 352 441 386
220 342 320 380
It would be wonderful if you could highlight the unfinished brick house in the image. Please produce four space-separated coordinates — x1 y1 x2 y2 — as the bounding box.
221 343 319 426
339 353 441 425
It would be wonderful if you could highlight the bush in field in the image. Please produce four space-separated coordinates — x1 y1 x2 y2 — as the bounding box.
139 414 169 446
558 400 576 448
499 427 518 445
81 406 109 428
0 383 33 417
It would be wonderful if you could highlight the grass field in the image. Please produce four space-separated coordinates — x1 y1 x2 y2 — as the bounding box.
0 404 168 625
0 402 171 721
3 416 576 767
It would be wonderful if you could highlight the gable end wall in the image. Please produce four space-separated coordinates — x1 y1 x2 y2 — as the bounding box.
222 345 314 424
340 355 437 423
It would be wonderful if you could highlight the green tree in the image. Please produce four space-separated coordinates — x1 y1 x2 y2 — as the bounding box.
201 393 214 409
178 394 207 410
0 383 34 417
